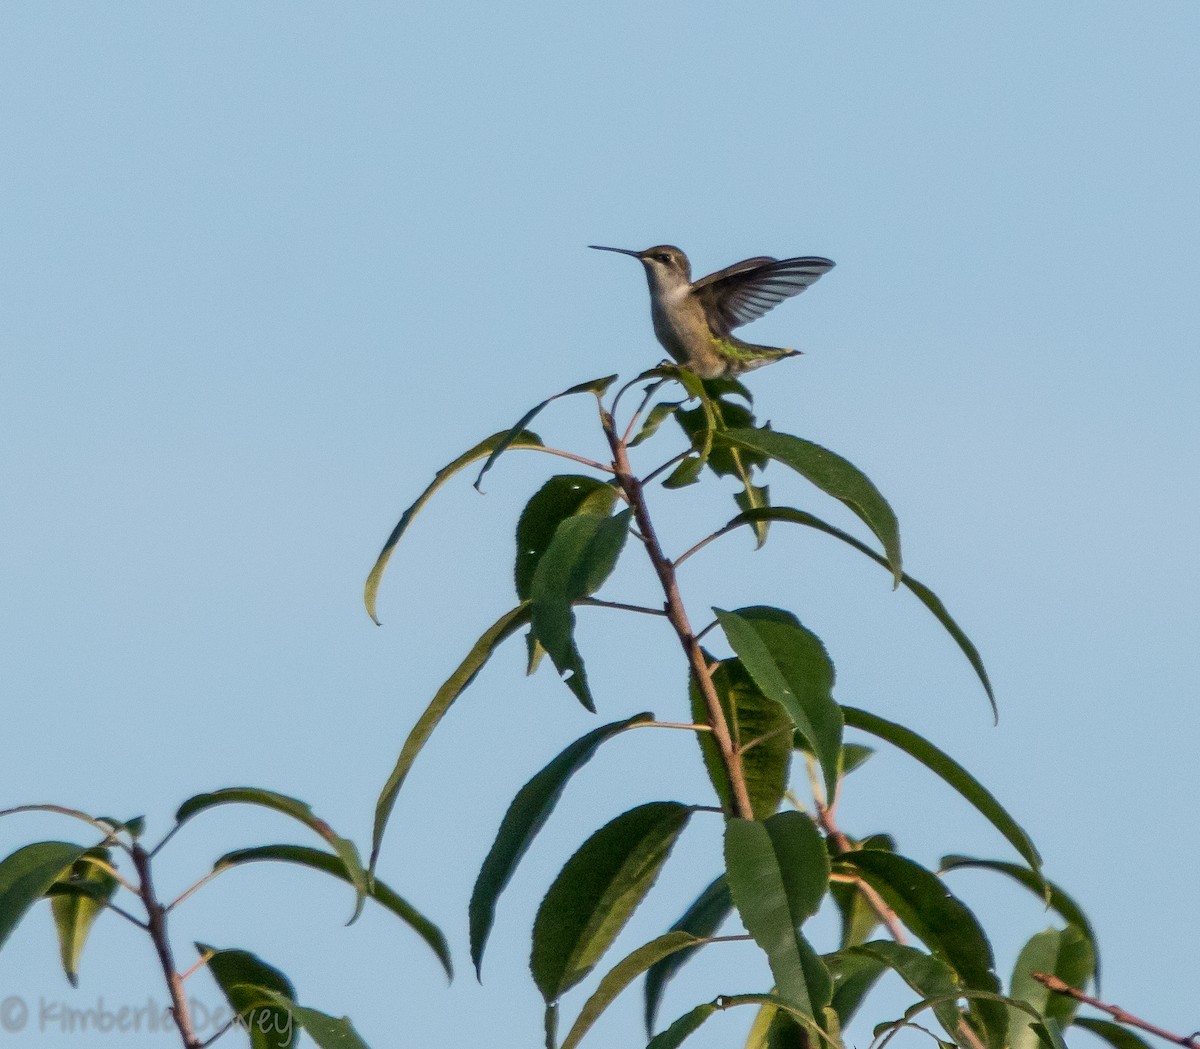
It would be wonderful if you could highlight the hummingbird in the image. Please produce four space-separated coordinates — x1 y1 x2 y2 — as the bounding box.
589 244 834 379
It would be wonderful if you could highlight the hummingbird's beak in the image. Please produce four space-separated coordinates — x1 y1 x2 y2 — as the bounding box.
588 245 641 258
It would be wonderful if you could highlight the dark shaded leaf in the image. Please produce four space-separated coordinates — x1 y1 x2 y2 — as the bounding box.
717 431 902 586
201 945 297 1049
939 856 1101 992
734 483 771 548
725 813 832 1016
1074 1018 1158 1049
372 603 532 873
176 788 366 923
822 948 888 1028
529 510 632 710
49 848 117 986
364 429 542 624
474 374 618 492
531 802 690 1003
470 712 655 977
836 851 1004 1047
662 455 705 489
1009 927 1095 1049
848 940 965 1041
215 844 451 980
0 842 87 952
644 876 732 1035
515 476 619 600
233 986 372 1049
843 707 1040 876
715 607 842 804
690 658 791 820
651 994 827 1049
561 932 704 1049
630 401 685 447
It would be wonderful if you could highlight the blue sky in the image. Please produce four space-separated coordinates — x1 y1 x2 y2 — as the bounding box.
1 3 1197 1047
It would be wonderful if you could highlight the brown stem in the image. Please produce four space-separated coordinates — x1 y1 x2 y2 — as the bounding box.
816 801 908 945
603 413 754 820
131 844 203 1049
1032 973 1200 1049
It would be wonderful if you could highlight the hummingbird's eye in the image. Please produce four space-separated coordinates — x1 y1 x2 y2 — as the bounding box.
655 253 671 263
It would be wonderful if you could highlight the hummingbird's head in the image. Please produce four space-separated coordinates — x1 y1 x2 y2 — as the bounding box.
589 244 691 288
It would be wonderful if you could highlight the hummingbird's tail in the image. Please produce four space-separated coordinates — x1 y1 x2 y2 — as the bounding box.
713 336 802 376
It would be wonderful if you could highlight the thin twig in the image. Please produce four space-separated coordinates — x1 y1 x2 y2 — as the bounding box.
166 867 224 912
640 450 691 486
621 379 667 444
1032 973 1200 1049
199 1018 238 1048
131 844 203 1049
738 724 796 755
529 445 615 474
0 804 134 856
694 620 719 642
674 522 738 568
603 413 754 820
577 597 668 617
102 900 149 930
77 854 141 895
629 720 713 733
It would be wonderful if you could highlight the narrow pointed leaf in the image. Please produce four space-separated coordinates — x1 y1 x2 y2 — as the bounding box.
1009 927 1095 1049
201 945 297 1049
690 658 791 820
561 932 705 1049
1034 1017 1070 1049
214 844 451 980
516 476 619 599
734 483 771 548
531 802 690 1003
715 607 842 804
724 506 995 718
821 948 888 1028
1074 1018 1158 1049
836 851 1005 1047
529 510 632 710
0 842 87 952
644 876 733 1035
647 1002 718 1049
365 429 542 623
939 856 1101 992
651 995 828 1049
843 707 1040 875
719 429 902 586
471 712 655 977
176 788 367 924
474 374 618 492
49 848 118 986
630 400 684 447
724 812 832 1016
662 455 705 489
372 602 532 873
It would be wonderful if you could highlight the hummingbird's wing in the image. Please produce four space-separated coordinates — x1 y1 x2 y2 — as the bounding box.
693 256 835 332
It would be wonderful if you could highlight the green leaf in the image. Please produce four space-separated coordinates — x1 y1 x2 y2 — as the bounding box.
842 707 1041 876
715 607 842 805
734 483 771 548
835 851 1004 1048
652 994 830 1049
175 788 367 924
821 949 888 1028
939 856 1101 993
529 509 632 711
474 374 618 492
718 429 902 587
470 712 655 977
531 802 691 1003
690 658 791 820
214 844 451 980
1073 1018 1158 1049
644 876 733 1035
201 945 298 1049
1009 927 1095 1049
630 400 684 447
647 1002 719 1049
371 602 532 873
723 506 995 719
0 841 87 952
829 877 882 950
561 932 705 1049
724 812 832 1016
49 848 117 986
364 429 543 624
676 398 767 477
662 455 705 489
231 985 372 1049
1034 1017 1070 1049
516 476 619 600
847 940 966 1041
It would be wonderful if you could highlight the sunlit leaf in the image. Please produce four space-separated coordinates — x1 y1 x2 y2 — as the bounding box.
715 607 842 804
364 429 542 624
372 603 532 873
0 842 87 953
531 802 690 1003
725 813 832 1016
1009 927 1095 1049
176 788 367 924
470 712 654 977
214 844 451 980
49 848 118 986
